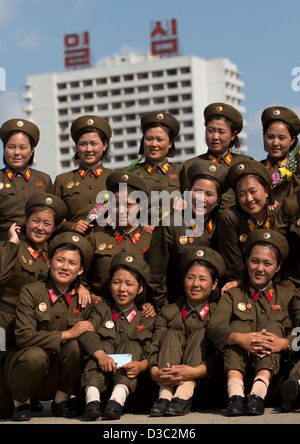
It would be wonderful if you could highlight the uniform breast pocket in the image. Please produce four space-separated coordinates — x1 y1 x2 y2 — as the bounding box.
130 327 152 343
0 188 15 211
232 306 255 322
35 308 51 330
63 189 81 214
97 325 116 341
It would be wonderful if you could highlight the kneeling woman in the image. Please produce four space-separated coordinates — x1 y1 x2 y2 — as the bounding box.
148 247 225 417
79 253 155 420
4 232 94 421
207 230 296 416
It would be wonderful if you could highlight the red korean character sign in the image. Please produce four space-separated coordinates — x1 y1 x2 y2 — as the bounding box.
150 19 179 56
64 32 91 69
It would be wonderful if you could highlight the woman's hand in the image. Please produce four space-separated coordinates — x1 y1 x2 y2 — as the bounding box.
93 350 119 375
61 321 94 342
75 284 91 308
71 220 93 235
141 302 156 318
221 280 242 295
122 360 148 379
8 223 21 244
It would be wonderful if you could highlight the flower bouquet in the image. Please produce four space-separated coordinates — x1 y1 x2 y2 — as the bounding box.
271 141 300 189
85 193 110 223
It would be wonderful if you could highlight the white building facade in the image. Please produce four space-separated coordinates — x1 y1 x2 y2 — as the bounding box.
22 52 246 180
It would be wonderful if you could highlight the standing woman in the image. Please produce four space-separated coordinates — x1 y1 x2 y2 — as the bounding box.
181 103 251 206
0 119 53 240
128 111 181 193
261 106 300 202
217 159 278 293
54 115 113 235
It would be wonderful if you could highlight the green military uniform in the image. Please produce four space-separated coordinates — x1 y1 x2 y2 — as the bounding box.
54 115 113 233
207 230 296 378
207 281 297 376
0 119 53 239
146 160 227 311
0 193 67 348
127 111 182 220
88 171 152 298
1 233 93 417
273 192 300 286
181 102 252 208
54 163 113 232
88 226 152 299
148 247 225 378
217 159 278 282
80 254 155 396
261 106 300 203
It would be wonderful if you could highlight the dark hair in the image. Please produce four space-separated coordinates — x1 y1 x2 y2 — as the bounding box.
109 264 147 308
25 205 58 225
49 243 84 290
183 259 221 302
138 123 177 158
263 120 298 152
247 241 282 284
206 116 244 149
235 173 275 209
73 128 110 162
3 131 35 166
188 174 223 201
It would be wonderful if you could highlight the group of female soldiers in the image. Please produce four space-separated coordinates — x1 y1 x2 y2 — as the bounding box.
0 101 299 421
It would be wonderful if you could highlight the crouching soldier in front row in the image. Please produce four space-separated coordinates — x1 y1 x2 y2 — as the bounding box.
79 253 156 421
207 229 299 417
2 232 94 421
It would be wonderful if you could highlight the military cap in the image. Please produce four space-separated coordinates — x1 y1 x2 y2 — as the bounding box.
245 229 289 262
0 119 40 146
261 106 300 135
141 111 180 138
180 246 226 278
25 193 67 226
204 103 243 134
106 171 149 196
109 252 151 285
187 160 228 191
48 232 93 270
227 159 272 190
70 115 112 142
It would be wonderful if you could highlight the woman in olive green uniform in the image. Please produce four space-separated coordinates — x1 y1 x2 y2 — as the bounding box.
88 171 152 302
79 253 155 421
3 232 94 421
207 230 297 416
148 247 225 417
54 115 114 235
146 160 227 311
181 103 252 208
217 159 280 292
128 111 182 194
0 193 67 348
0 119 53 240
260 106 300 203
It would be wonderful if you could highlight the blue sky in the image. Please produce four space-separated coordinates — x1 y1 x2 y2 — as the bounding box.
0 0 300 167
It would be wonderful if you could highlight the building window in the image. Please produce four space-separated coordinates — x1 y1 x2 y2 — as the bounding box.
70 81 80 88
